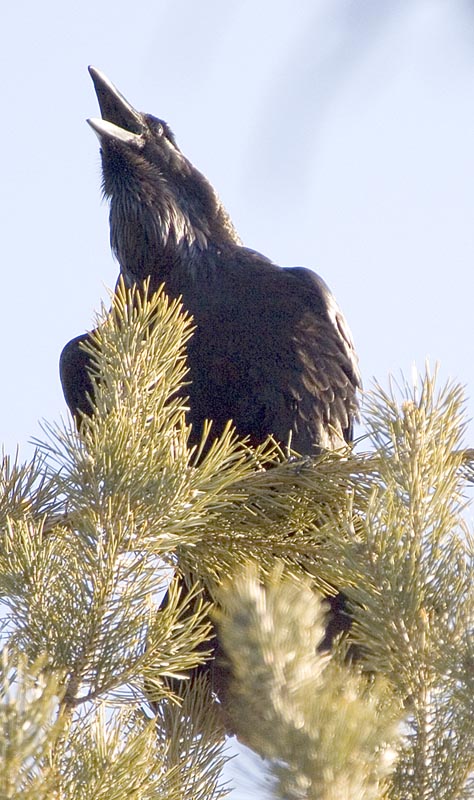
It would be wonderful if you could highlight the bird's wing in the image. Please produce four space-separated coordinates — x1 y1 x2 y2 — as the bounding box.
59 333 96 422
282 265 361 450
182 251 360 454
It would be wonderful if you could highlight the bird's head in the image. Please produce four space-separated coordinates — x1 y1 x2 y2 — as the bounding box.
87 67 240 286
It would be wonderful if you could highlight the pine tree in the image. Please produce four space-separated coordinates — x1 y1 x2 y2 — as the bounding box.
0 283 472 798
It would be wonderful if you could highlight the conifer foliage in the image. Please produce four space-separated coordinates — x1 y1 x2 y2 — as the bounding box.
0 284 472 799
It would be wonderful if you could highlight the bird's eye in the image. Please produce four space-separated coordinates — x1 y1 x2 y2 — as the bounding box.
147 115 164 136
145 114 179 149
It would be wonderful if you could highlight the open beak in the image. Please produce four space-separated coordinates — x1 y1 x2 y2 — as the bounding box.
87 116 143 146
89 66 143 130
87 66 145 146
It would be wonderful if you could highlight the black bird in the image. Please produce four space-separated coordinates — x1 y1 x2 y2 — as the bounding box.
61 67 360 453
60 67 361 726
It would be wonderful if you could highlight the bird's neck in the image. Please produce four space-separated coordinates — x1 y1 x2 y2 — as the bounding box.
116 229 230 298
111 195 237 294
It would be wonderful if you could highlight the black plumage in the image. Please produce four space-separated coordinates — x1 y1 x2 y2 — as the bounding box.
59 68 361 724
60 67 360 454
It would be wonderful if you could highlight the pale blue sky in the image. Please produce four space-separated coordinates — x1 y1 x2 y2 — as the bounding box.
2 0 474 795
2 0 474 459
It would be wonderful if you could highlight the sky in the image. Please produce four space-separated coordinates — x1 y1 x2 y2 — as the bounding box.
2 0 474 796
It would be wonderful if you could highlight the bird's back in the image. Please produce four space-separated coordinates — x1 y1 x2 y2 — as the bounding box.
160 245 360 453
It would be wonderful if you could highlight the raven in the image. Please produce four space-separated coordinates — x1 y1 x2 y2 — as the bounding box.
60 68 361 727
61 67 360 454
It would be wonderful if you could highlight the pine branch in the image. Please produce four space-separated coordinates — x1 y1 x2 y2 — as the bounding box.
285 370 474 800
1 282 473 799
0 647 65 799
217 566 401 800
